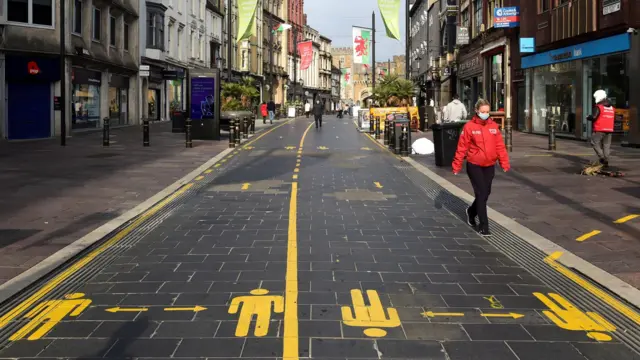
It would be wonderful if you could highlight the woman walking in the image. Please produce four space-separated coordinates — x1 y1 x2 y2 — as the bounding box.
260 102 268 124
452 99 510 236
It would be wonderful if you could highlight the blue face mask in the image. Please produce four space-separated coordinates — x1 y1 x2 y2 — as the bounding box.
477 112 490 120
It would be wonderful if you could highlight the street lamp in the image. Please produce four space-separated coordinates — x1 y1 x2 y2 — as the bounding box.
216 56 225 70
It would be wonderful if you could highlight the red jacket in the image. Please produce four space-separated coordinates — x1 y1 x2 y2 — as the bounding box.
260 104 268 117
452 116 510 173
593 103 615 133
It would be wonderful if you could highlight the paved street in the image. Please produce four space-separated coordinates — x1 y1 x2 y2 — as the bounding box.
0 115 638 359
412 131 640 288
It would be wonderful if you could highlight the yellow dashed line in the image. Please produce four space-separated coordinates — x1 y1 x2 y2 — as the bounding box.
204 169 213 174
292 174 298 180
614 214 639 224
195 176 205 181
576 230 601 242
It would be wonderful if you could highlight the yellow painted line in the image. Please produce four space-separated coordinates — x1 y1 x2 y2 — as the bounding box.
243 117 296 146
221 159 227 163
105 307 149 313
297 155 302 158
164 306 207 312
374 182 383 189
292 174 298 180
204 169 213 174
0 182 194 329
294 168 300 173
195 176 205 181
214 164 221 168
614 214 639 224
544 252 640 325
422 311 465 318
576 230 601 242
481 312 524 319
241 183 251 190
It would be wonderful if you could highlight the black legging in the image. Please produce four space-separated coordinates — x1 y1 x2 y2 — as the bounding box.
466 163 495 230
315 114 322 128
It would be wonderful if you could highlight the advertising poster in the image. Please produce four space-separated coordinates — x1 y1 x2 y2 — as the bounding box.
378 0 401 40
352 26 372 65
298 41 313 70
190 77 216 119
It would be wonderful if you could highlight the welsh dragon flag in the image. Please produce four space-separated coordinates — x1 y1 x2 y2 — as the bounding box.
274 23 292 33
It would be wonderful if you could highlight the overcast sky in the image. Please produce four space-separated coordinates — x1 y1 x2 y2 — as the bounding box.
304 0 408 61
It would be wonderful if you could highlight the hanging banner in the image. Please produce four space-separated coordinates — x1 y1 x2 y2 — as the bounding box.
341 68 351 86
352 26 372 65
237 0 259 42
378 0 401 40
298 41 313 70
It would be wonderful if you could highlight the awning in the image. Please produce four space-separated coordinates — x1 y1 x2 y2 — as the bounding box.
480 39 507 56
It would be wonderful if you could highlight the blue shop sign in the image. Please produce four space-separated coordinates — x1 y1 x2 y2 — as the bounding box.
522 33 630 69
520 38 535 53
494 7 519 28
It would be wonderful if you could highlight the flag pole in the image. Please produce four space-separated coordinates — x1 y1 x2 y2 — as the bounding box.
372 11 376 93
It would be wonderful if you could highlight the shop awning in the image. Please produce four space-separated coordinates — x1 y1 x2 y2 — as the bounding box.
480 39 507 56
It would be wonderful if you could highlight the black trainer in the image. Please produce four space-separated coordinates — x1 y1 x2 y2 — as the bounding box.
478 228 492 237
465 207 477 227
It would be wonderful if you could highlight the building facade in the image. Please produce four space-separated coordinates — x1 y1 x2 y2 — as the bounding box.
300 24 319 104
331 47 352 104
206 0 224 70
286 0 304 102
331 65 341 110
0 0 141 140
317 34 332 109
520 0 640 146
262 0 287 105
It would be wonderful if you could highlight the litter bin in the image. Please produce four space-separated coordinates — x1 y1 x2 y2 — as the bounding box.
171 110 187 133
191 117 216 140
431 122 466 167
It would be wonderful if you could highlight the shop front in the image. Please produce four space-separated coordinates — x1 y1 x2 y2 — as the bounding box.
164 67 186 114
109 74 130 126
522 33 631 140
457 49 483 117
72 68 102 130
145 64 165 121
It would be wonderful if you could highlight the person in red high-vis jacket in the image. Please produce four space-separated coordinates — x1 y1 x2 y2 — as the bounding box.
452 98 510 237
587 90 615 168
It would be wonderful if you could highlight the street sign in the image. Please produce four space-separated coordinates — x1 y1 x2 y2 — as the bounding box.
140 65 150 71
140 70 150 77
520 38 535 53
603 0 621 15
456 27 469 46
494 7 520 28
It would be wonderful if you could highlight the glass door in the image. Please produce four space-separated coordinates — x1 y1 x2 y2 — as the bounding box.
517 84 527 131
583 59 593 139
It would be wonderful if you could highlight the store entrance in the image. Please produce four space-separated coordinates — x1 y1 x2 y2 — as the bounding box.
147 89 161 121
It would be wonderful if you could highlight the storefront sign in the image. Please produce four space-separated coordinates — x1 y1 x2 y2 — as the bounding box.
458 53 482 78
6 55 60 82
520 38 535 53
603 0 621 15
162 70 185 80
73 68 101 84
456 27 469 45
494 7 520 28
522 33 630 69
109 74 129 88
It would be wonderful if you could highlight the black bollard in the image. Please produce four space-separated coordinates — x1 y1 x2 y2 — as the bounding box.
394 121 401 154
388 119 395 150
506 117 513 152
239 117 246 140
375 117 381 139
229 118 236 148
185 118 193 148
250 117 255 135
400 123 409 156
142 118 150 147
102 117 110 147
243 117 249 139
235 117 242 147
369 116 375 135
548 121 556 151
383 118 389 146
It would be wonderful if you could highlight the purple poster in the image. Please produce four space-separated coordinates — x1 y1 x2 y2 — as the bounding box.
190 77 215 119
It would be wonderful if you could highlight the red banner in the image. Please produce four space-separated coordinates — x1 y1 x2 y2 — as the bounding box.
298 41 313 70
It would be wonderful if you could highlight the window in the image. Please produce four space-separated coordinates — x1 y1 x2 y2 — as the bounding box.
556 0 569 6
92 7 101 40
473 0 482 36
110 16 116 46
168 21 174 55
178 26 184 60
147 12 164 49
539 0 550 12
124 23 129 50
7 0 53 26
72 0 82 33
461 8 469 28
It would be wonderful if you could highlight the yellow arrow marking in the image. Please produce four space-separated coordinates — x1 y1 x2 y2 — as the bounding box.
576 230 601 242
285 146 296 150
241 183 251 190
421 311 465 318
105 307 148 313
614 214 639 224
317 146 329 150
374 182 383 189
164 306 207 312
481 313 525 319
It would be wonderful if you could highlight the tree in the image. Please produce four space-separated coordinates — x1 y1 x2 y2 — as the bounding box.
222 77 261 111
372 75 415 107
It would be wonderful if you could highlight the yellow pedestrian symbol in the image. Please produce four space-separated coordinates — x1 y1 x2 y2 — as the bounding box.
9 293 91 341
228 289 283 337
534 292 615 341
341 289 400 338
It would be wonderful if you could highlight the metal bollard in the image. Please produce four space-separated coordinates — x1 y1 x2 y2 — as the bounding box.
243 117 249 139
235 117 242 147
389 120 395 150
102 117 110 147
375 117 381 139
505 117 513 153
394 122 401 154
142 118 150 147
369 116 375 135
250 117 255 135
185 118 193 148
229 118 236 148
548 121 556 151
400 123 409 156
239 117 246 140
383 118 390 146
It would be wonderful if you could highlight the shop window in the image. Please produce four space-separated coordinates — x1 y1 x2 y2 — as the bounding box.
72 83 101 129
583 53 629 134
556 0 569 7
7 0 53 26
147 12 165 50
461 8 469 28
473 0 482 37
73 0 82 34
110 16 116 46
532 61 578 134
124 23 129 50
539 0 550 13
92 7 101 40
168 80 183 112
490 54 504 111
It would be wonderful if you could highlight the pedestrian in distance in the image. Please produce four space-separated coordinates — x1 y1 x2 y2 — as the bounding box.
313 99 324 129
587 89 615 168
267 99 276 125
443 94 468 122
305 101 311 118
260 102 268 124
452 98 510 237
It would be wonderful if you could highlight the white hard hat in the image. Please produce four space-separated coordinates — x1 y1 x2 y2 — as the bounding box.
593 89 607 103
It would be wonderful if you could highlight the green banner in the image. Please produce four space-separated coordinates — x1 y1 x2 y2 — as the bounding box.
378 0 401 40
237 0 259 42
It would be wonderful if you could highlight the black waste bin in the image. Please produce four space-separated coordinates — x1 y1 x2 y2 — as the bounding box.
171 111 187 133
191 117 216 140
431 122 466 167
